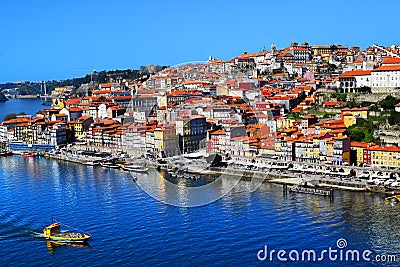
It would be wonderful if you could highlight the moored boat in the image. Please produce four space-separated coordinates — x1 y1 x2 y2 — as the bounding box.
124 164 148 173
100 162 120 169
83 160 100 166
22 152 36 158
43 221 91 243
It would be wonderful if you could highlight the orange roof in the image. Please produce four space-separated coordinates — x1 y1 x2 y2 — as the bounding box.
324 101 343 106
211 130 226 135
99 83 114 88
91 90 123 95
382 57 400 65
350 141 374 148
69 107 83 112
365 145 400 152
75 115 92 122
340 70 371 77
114 95 132 100
3 117 31 124
109 106 125 110
65 98 81 106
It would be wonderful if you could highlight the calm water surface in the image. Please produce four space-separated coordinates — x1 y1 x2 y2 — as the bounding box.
0 156 399 266
0 98 47 120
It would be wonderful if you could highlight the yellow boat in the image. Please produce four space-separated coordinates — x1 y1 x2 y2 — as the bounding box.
43 221 91 243
385 195 400 202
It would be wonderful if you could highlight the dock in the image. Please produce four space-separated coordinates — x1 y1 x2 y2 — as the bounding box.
289 185 333 196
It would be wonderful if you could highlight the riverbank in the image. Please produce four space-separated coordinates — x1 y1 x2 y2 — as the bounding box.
5 94 55 99
154 160 399 195
12 147 400 196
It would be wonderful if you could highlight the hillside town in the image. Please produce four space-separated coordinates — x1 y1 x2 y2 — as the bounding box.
2 41 400 170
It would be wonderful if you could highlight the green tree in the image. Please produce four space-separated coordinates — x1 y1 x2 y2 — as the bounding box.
3 113 17 121
379 95 399 110
388 111 400 125
349 127 365 141
331 92 347 102
234 99 246 104
359 86 371 93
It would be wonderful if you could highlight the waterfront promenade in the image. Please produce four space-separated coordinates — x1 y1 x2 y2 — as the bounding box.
35 145 400 196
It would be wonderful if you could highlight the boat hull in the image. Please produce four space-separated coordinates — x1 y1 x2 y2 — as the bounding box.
43 222 91 244
46 236 91 243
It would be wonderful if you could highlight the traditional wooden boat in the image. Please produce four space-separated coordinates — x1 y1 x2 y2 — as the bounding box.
43 221 91 243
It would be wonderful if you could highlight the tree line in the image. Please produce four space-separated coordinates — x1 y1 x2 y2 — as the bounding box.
0 65 168 95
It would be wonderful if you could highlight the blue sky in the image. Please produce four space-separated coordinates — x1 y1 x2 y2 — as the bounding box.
0 0 399 83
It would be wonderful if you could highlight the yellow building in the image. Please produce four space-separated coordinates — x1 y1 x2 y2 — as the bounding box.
154 123 178 157
74 116 93 139
52 98 66 110
311 138 320 163
366 146 400 168
350 141 374 166
341 107 368 127
326 140 334 164
274 136 282 158
51 87 70 96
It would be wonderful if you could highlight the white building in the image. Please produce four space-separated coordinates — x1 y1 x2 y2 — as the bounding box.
371 65 400 93
395 103 400 113
98 103 109 119
371 57 400 93
338 70 371 93
50 123 67 146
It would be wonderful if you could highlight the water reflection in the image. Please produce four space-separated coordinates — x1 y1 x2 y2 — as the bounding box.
45 240 91 254
135 168 242 207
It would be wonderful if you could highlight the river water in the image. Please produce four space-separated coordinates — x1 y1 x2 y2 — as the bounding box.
0 155 399 266
0 98 46 120
0 99 399 266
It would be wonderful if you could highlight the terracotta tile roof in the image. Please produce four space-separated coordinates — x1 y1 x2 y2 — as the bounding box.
69 107 83 112
350 141 374 148
365 145 400 152
75 116 93 122
99 83 114 88
3 117 31 124
211 130 226 135
65 98 81 106
340 70 371 77
382 57 400 65
91 89 123 95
